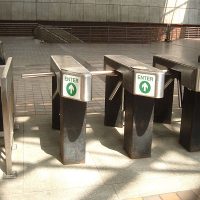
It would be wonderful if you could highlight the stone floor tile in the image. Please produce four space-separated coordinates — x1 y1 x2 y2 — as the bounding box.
125 198 143 200
177 190 198 200
160 193 181 200
22 151 103 192
143 195 162 200
1 185 118 200
1 191 51 200
193 188 200 197
114 176 183 199
0 176 24 196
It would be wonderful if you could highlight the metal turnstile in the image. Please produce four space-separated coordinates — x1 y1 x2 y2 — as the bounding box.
104 55 166 158
153 54 200 152
22 55 115 165
50 55 92 164
22 54 166 163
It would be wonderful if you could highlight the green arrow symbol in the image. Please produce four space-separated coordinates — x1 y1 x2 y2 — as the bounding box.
142 82 148 92
66 83 77 96
139 81 151 94
69 84 74 94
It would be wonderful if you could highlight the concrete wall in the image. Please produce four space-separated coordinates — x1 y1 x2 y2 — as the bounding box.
0 0 199 24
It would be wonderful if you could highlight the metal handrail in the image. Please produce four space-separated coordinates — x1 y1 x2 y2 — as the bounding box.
35 24 187 43
53 25 167 43
1 57 17 178
38 26 70 44
36 25 84 43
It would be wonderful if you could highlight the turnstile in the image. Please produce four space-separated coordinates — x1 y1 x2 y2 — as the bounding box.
153 54 200 151
23 55 114 165
51 55 92 164
23 55 166 163
104 55 166 158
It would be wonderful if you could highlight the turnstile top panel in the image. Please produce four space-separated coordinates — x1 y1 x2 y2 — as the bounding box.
50 55 92 102
154 54 200 91
154 54 200 70
51 55 90 75
104 55 163 73
104 55 165 98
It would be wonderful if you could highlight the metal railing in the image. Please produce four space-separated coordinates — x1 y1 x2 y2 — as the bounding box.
69 25 167 43
34 24 186 44
185 26 200 38
36 25 70 43
51 25 185 43
1 57 16 178
34 25 84 43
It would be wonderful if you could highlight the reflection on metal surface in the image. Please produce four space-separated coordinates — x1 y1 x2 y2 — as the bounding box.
130 65 147 70
164 78 174 89
90 70 114 76
22 72 54 78
51 55 92 102
177 78 183 108
109 81 122 101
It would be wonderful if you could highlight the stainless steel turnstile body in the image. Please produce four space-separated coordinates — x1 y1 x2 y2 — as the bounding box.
104 55 166 158
51 55 92 164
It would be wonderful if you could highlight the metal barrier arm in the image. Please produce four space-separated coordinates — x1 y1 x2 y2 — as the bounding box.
1 57 17 178
22 70 116 101
22 71 114 78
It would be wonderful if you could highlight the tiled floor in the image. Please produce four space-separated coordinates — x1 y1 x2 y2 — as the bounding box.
0 37 200 200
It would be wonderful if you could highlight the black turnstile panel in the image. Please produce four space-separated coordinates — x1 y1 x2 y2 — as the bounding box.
180 88 200 151
60 98 86 164
124 90 154 158
154 75 174 124
52 74 60 130
104 75 123 127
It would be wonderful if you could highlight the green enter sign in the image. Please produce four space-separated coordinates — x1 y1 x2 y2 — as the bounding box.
62 74 81 100
135 73 155 97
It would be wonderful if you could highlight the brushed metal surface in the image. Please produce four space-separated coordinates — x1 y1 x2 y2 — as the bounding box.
51 55 92 102
153 54 200 92
1 57 16 177
104 55 166 98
